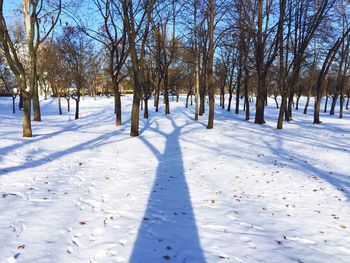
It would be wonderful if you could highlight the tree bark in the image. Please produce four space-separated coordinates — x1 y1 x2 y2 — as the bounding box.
23 97 32 137
32 88 41 121
330 93 338 115
339 94 344 119
58 94 62 115
144 98 149 119
206 0 215 129
12 96 16 114
244 67 250 121
255 76 266 124
304 87 311 114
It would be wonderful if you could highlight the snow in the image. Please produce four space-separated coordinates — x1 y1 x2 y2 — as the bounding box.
0 95 349 263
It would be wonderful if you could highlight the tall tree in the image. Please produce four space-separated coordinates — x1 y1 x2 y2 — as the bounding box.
0 0 61 137
121 0 154 136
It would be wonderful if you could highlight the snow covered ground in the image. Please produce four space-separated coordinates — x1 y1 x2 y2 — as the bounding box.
0 95 349 263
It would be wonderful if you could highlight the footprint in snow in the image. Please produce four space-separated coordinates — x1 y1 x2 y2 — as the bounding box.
240 236 256 249
248 242 256 249
10 220 25 236
240 236 251 243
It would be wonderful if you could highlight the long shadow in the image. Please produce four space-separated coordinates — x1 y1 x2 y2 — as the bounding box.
0 118 131 176
130 117 206 263
262 136 350 201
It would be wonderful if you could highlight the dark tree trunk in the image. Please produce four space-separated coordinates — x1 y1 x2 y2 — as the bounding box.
155 84 160 112
255 76 266 124
164 91 170 114
19 94 24 111
199 89 205 115
286 93 294 121
324 94 329 113
164 68 170 114
227 92 233 112
206 0 215 129
75 98 80 120
274 96 279 109
235 64 242 114
67 98 70 112
33 85 41 121
330 93 338 115
296 96 300 110
277 95 287 129
12 97 16 114
186 92 190 108
220 93 225 109
115 90 122 126
339 94 344 119
23 97 32 137
304 87 311 114
244 67 250 121
58 95 62 115
113 79 122 126
144 98 149 119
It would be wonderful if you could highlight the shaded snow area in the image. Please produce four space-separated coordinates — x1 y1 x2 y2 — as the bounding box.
0 95 350 263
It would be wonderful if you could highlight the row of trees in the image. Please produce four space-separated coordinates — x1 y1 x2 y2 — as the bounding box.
0 0 349 138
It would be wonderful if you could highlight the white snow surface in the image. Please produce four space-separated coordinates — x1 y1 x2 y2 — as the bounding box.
0 95 349 263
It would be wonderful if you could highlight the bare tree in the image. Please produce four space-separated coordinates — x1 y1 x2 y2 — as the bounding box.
0 0 61 137
121 0 155 136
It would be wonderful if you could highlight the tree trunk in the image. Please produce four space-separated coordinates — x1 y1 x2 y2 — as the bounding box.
23 97 32 137
58 94 62 115
227 91 233 112
303 87 311 114
19 94 24 111
206 0 215 129
244 71 250 121
199 89 205 116
33 87 41 121
274 96 279 109
296 96 300 110
339 94 344 119
115 90 122 126
186 92 190 108
130 95 140 136
286 93 294 120
67 98 70 112
164 90 170 114
324 94 329 113
144 98 149 119
75 98 80 120
255 76 266 124
113 80 122 126
235 63 242 114
330 93 338 115
277 95 287 129
155 89 160 112
12 97 16 114
220 92 225 109
314 86 322 124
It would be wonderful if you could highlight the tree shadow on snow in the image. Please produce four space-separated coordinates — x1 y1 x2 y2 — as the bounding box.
130 116 206 263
